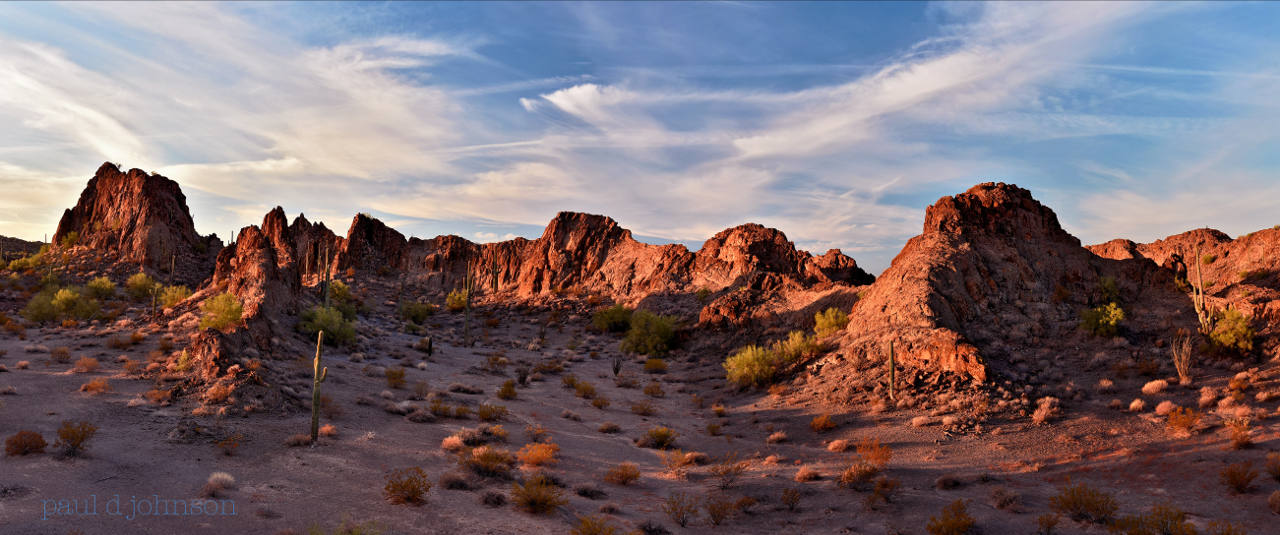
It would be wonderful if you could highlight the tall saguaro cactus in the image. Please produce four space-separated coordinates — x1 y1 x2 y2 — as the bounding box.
310 331 327 445
462 256 478 346
1192 244 1214 335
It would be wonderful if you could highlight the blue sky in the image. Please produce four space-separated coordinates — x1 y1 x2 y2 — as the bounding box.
0 2 1276 273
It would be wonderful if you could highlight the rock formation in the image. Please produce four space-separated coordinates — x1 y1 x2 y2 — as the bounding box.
52 163 220 284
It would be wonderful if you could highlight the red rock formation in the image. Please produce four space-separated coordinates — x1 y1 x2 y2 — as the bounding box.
813 182 1185 390
52 163 219 284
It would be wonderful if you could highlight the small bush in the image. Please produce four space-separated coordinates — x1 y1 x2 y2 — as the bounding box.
926 500 976 535
85 277 116 299
638 426 678 449
571 515 619 535
125 272 157 300
724 345 773 387
1081 302 1124 337
496 379 518 400
1266 452 1280 482
810 413 836 433
1221 462 1257 494
781 488 801 511
620 310 678 356
399 301 435 324
856 438 892 468
384 467 431 505
460 446 516 478
643 358 667 374
705 496 735 526
814 307 849 337
604 462 640 485
662 492 699 527
1113 504 1195 535
59 231 79 248
511 476 566 515
79 378 110 394
74 356 99 373
1226 418 1252 449
517 442 560 467
478 403 508 422
299 305 355 345
159 285 192 308
445 288 468 312
598 422 620 434
631 400 656 416
5 430 47 456
643 382 665 398
1049 483 1117 524
591 397 610 410
591 304 633 333
574 381 598 399
710 453 748 489
1210 309 1255 355
53 421 96 457
199 293 243 331
385 367 406 389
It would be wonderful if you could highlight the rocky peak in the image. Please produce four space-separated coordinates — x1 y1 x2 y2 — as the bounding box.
338 213 408 272
53 162 218 284
539 211 631 250
923 182 1078 246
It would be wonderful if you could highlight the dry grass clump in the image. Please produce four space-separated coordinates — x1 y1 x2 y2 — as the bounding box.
79 378 110 395
511 475 566 515
51 346 71 363
1142 379 1168 395
1032 397 1060 425
1266 452 1280 482
794 465 821 482
856 438 892 467
643 358 667 374
200 472 236 498
73 356 98 373
1113 504 1195 535
662 492 699 527
517 442 560 467
5 430 47 456
705 496 736 526
604 462 641 485
1049 482 1116 524
284 434 311 447
571 514 620 535
1167 407 1201 437
706 422 722 436
384 467 431 505
598 422 621 434
1221 462 1257 494
643 382 665 398
385 367 406 389
53 421 96 457
637 426 678 449
1226 418 1252 449
1269 490 1280 515
441 435 465 453
631 400 656 416
575 381 598 399
591 396 610 410
660 449 696 479
926 500 976 535
766 431 788 444
810 413 836 433
710 453 748 489
781 488 802 511
460 446 516 479
497 379 518 400
477 403 508 422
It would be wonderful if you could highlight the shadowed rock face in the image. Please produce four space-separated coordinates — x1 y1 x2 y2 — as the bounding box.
53 163 219 284
817 182 1185 387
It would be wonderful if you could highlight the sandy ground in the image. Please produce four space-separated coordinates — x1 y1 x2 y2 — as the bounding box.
2 287 1278 534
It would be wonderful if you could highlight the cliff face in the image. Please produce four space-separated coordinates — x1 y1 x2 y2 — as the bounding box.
811 183 1186 390
52 163 219 284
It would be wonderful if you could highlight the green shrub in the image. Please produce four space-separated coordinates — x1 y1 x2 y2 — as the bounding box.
1099 276 1120 303
511 475 566 515
328 280 359 320
724 345 773 387
199 293 243 332
399 301 435 324
7 248 45 271
1210 309 1254 355
723 331 821 388
85 277 116 300
1050 482 1117 524
159 285 192 308
21 289 59 322
814 307 849 337
300 306 356 346
638 426 678 449
125 272 158 300
1081 302 1124 337
1113 504 1195 535
620 310 677 355
445 288 468 312
59 231 79 248
591 304 633 333
52 288 99 320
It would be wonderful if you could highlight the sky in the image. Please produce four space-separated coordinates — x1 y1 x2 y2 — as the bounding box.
0 2 1277 274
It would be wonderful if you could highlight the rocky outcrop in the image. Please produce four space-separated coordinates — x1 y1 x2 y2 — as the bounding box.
810 183 1186 391
52 163 220 284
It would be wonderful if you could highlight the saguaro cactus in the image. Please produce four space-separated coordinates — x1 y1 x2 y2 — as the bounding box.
1192 244 1214 335
310 330 327 444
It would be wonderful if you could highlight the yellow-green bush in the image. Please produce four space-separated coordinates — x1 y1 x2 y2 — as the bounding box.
723 330 820 388
814 307 849 337
59 231 79 248
620 310 677 355
23 287 99 323
199 293 243 332
328 280 359 320
125 272 158 300
445 288 468 312
85 277 116 300
591 304 633 333
300 306 356 346
399 301 435 324
1210 309 1255 355
1081 302 1124 337
159 285 192 308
